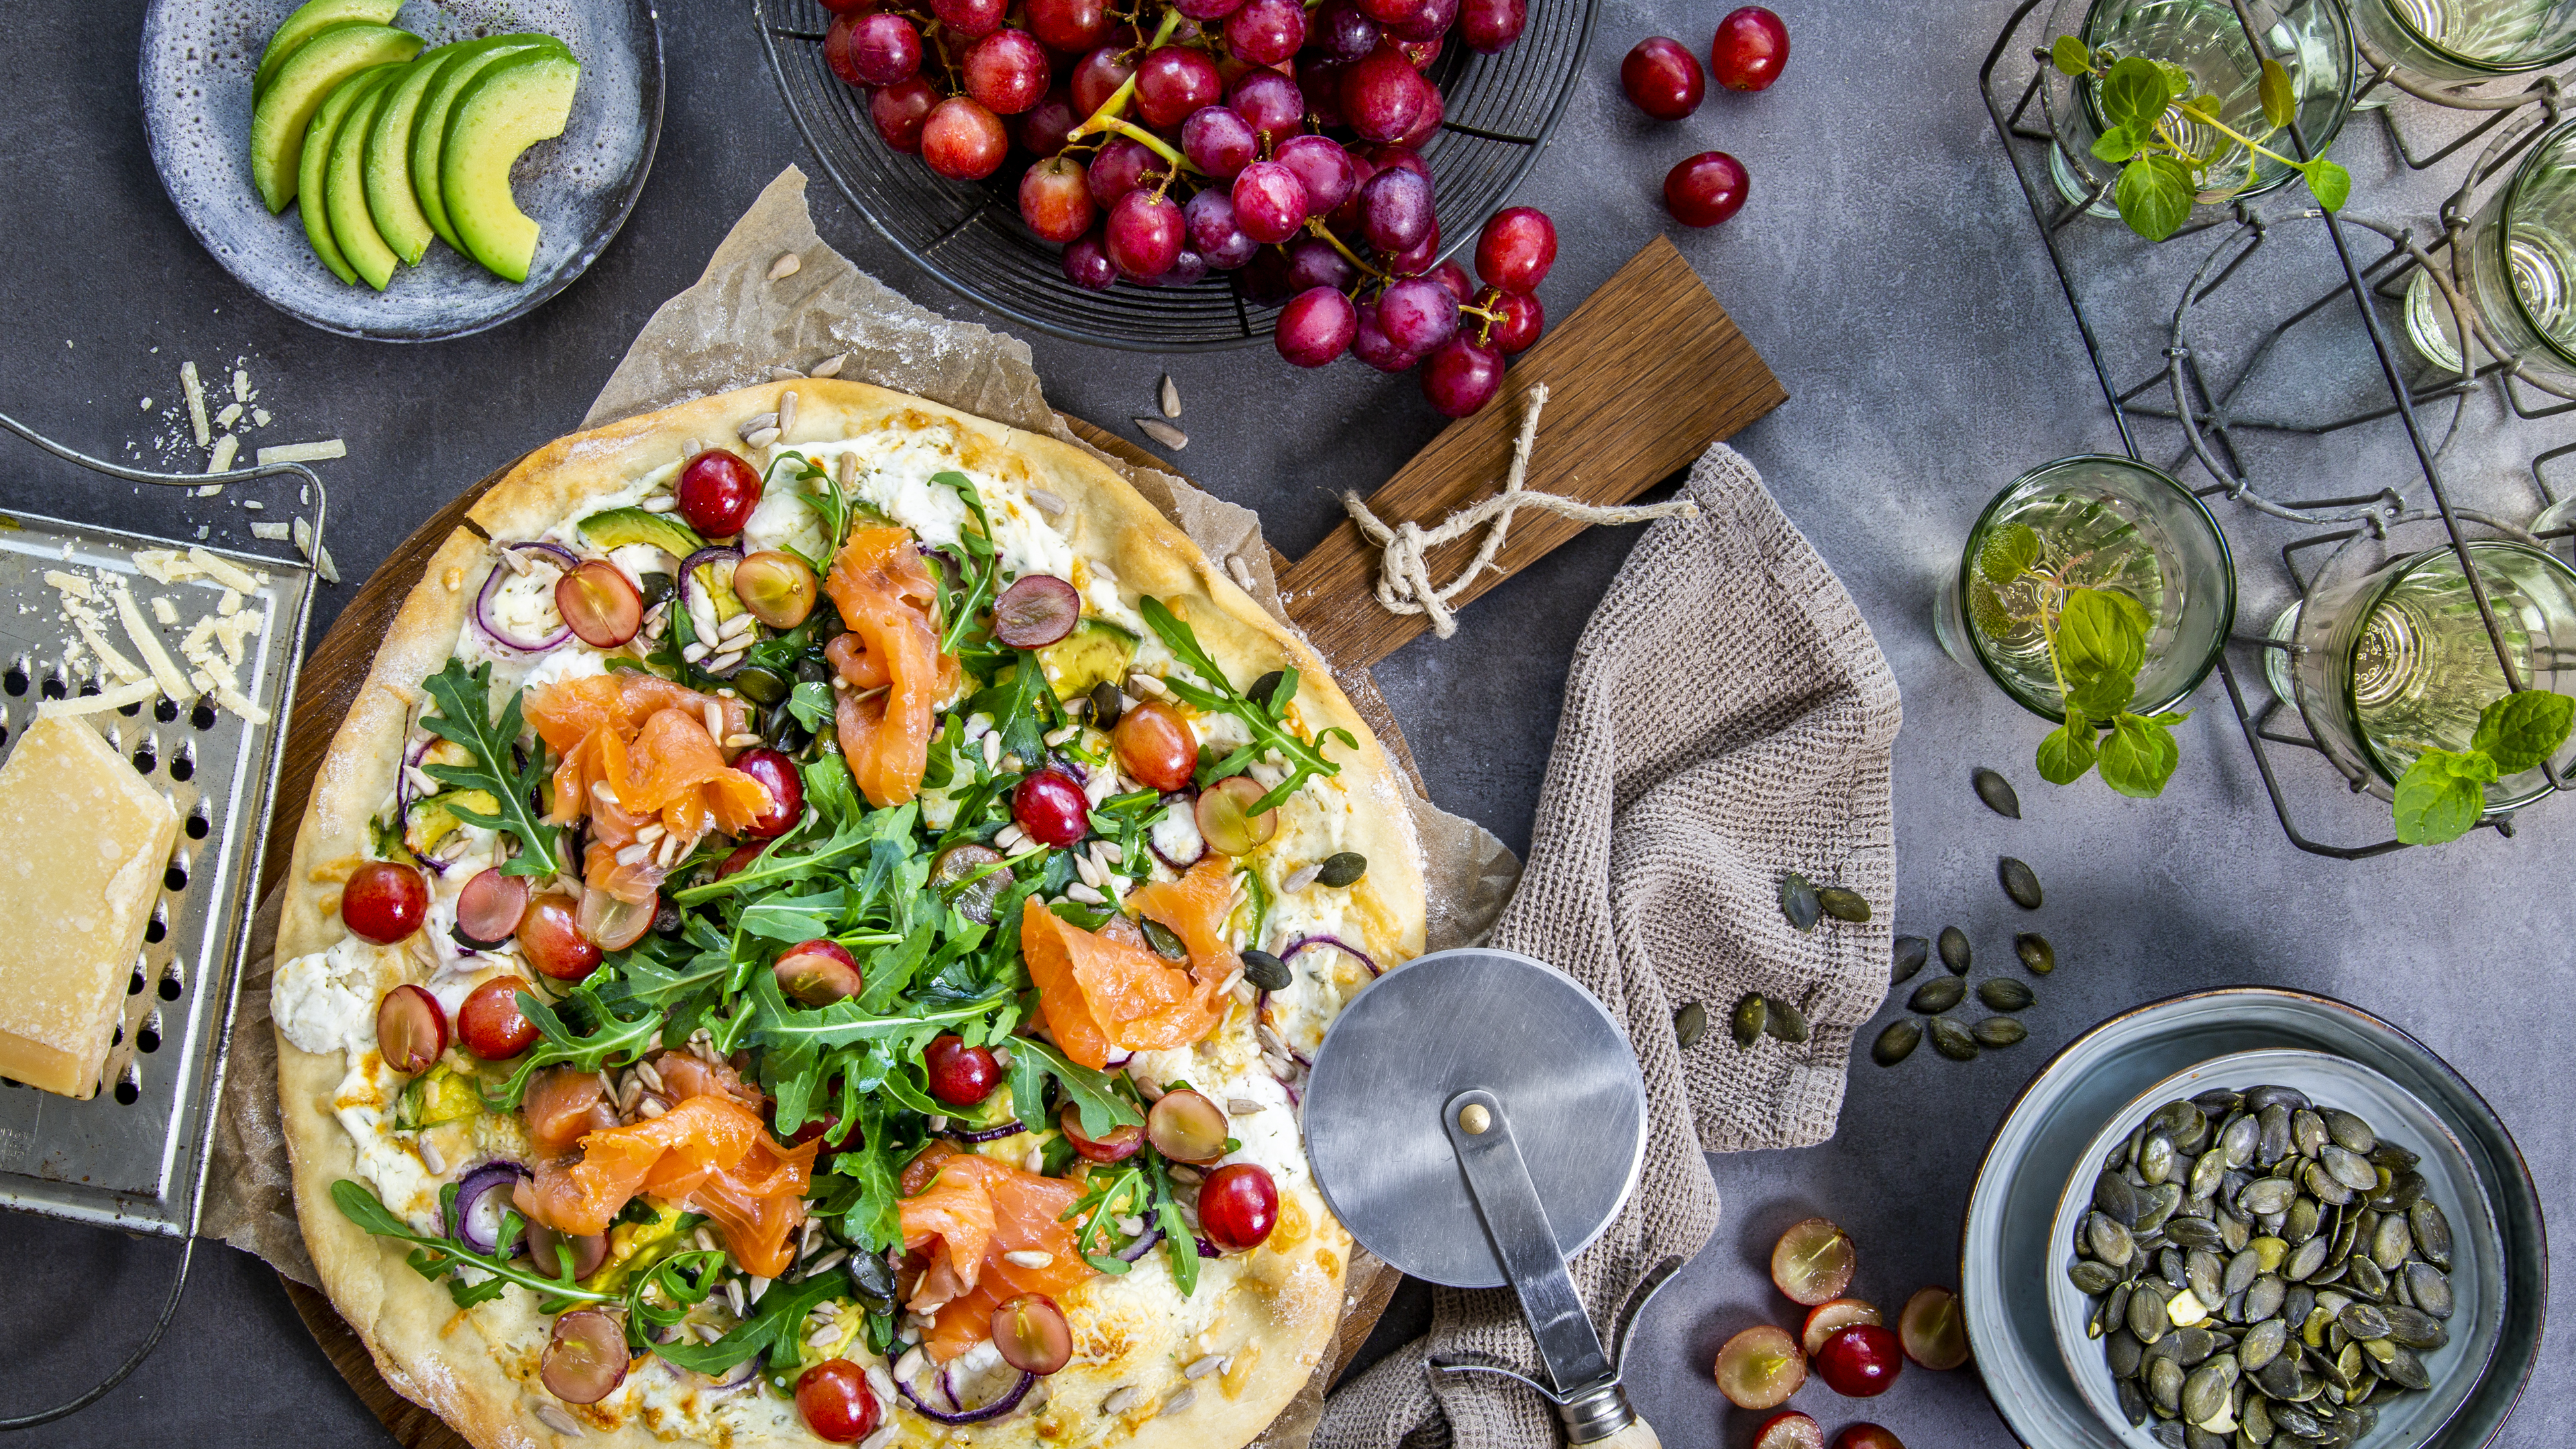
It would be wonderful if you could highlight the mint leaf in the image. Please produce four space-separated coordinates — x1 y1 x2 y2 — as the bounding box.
2302 157 2350 211
2471 689 2574 775
417 659 559 876
2116 154 2196 241
2057 588 2147 684
2037 712 2099 785
2097 713 2182 798
2258 57 2295 129
2153 60 2191 99
2393 749 2491 845
2092 125 2143 164
1980 523 2042 586
2099 56 2171 132
2051 35 2094 76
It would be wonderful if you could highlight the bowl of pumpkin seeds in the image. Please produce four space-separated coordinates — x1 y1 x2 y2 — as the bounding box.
2047 1049 2504 1449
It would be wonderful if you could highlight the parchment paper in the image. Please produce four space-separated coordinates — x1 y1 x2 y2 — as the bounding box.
205 166 1519 1446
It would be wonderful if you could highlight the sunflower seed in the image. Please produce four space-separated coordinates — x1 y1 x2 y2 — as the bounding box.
1136 418 1188 449
1159 374 1182 419
1004 1250 1057 1269
1978 978 2035 1012
1778 873 1821 931
1104 1386 1139 1413
1909 975 1966 1014
1998 856 2043 909
533 1402 585 1436
1729 994 1766 1046
1973 765 2022 818
810 352 847 378
1871 1020 1920 1066
768 251 802 280
1929 1017 1979 1060
1938 926 1971 974
1815 886 1870 922
2016 932 2056 974
1973 1016 2027 1046
1673 1000 1707 1048
1892 934 1929 983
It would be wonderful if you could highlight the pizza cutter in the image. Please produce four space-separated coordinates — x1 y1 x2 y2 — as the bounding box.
1302 947 1680 1449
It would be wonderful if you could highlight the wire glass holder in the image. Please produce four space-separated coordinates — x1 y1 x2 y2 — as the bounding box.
1982 0 2574 859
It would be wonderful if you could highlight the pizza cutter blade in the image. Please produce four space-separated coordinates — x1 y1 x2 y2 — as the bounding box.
1301 948 1675 1448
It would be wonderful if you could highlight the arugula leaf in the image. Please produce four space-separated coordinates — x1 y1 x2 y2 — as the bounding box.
651 1271 848 1377
787 679 834 732
2471 688 2574 775
835 1098 907 1253
417 659 559 876
2097 712 2184 798
930 470 1004 659
2393 749 2494 845
769 449 851 560
1150 1158 1201 1297
481 989 664 1111
737 886 849 943
333 1179 635 1313
969 661 1053 774
1138 596 1356 814
1008 1035 1144 1137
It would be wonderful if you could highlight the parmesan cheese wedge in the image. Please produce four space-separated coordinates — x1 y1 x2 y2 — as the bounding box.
0 716 178 1099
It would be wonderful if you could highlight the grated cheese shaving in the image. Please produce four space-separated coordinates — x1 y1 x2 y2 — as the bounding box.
151 596 180 627
250 522 291 541
180 361 210 448
215 402 244 429
257 439 345 465
134 549 194 584
37 679 159 717
217 588 241 616
109 582 191 701
42 570 93 600
212 683 270 727
186 547 260 593
206 435 239 474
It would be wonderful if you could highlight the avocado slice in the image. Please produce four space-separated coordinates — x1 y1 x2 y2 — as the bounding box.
326 68 404 289
361 47 455 266
440 48 582 284
578 506 706 558
249 22 422 213
1038 618 1140 700
296 67 387 284
411 34 574 253
252 0 402 99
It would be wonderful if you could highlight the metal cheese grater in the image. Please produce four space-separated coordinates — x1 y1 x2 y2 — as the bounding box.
0 411 323 1428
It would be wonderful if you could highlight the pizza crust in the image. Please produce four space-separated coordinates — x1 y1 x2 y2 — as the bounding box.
277 382 1426 1449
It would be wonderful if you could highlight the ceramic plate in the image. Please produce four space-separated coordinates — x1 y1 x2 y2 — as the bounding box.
138 0 663 341
1962 989 2546 1449
2046 1049 2502 1447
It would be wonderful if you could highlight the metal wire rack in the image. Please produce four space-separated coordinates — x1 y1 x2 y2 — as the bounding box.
751 0 1599 350
1980 0 2575 859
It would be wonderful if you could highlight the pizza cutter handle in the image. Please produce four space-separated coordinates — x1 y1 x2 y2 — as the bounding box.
1581 1415 1664 1449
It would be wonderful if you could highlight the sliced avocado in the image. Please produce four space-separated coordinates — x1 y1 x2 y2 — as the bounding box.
441 48 582 283
252 0 403 99
405 744 498 858
361 47 455 266
581 1201 689 1295
297 67 388 285
407 34 571 250
326 68 404 289
690 555 745 624
249 22 423 213
393 1065 482 1130
1037 618 1140 700
578 506 706 558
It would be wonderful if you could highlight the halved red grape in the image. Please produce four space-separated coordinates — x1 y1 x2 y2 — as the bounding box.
1225 0 1307 64
1017 87 1081 156
924 1033 1002 1105
1276 135 1356 213
1063 233 1118 290
1182 105 1259 179
1713 1324 1807 1409
922 97 1010 180
678 449 762 537
456 975 538 1059
541 1307 628 1404
1228 70 1304 147
1474 206 1556 294
1483 287 1542 353
733 550 818 629
1897 1287 1968 1371
994 574 1082 647
1771 1218 1856 1305
1814 1324 1902 1397
1276 287 1358 368
844 12 922 85
1071 44 1135 113
1621 36 1705 119
1114 698 1197 790
455 867 530 948
1106 189 1184 278
796 1360 882 1443
1339 46 1432 143
1200 1162 1279 1250
1664 150 1749 227
930 843 1012 924
1754 1411 1827 1449
732 747 805 838
1800 1297 1882 1356
776 938 862 1006
1146 1088 1230 1162
932 0 1005 36
1012 768 1091 847
963 28 1049 114
1195 775 1279 853
1422 336 1503 418
575 888 655 952
376 983 447 1074
1356 164 1433 253
1019 156 1097 244
1026 0 1110 52
871 76 939 152
1459 0 1525 51
1231 160 1309 244
519 894 602 981
1133 46 1222 127
991 1294 1073 1375
1060 1102 1144 1161
1833 1428 1904 1449
1711 5 1789 91
343 860 428 944
526 1220 611 1281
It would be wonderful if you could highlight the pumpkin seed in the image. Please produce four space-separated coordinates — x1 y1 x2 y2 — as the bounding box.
2116 1376 2151 1427
2238 1317 2287 1371
1892 934 1929 983
2181 1360 2233 1424
2404 1262 2452 1319
1929 1016 1979 1061
1978 978 2035 1012
1729 994 1766 1046
1778 873 1821 930
2339 1302 2390 1340
1762 996 1812 1044
2148 1355 2185 1412
1973 765 2022 818
1937 925 1972 974
1088 680 1124 727
1973 1016 2028 1047
2321 1109 2375 1155
2381 1344 2430 1391
1315 852 1368 887
2256 1104 2292 1166
2218 1114 2259 1169
2369 1214 2411 1273
1909 975 1965 1014
2381 1305 2447 1351
2284 1236 2328 1282
2071 1258 2123 1295
2408 1201 2451 1269
1815 886 1870 922
1671 1000 1707 1049
2243 1274 2285 1323
2139 1132 2176 1185
2292 1109 2330 1160
2106 1327 2143 1378
1998 855 2043 908
2224 1248 2261 1297
1871 1020 1921 1066
2015 932 2056 974
2164 1217 2225 1252
1240 948 1292 991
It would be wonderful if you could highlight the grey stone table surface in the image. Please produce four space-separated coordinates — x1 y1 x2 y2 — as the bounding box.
0 0 2564 1444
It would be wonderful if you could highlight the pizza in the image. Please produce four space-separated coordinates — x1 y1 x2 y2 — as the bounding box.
270 380 1426 1449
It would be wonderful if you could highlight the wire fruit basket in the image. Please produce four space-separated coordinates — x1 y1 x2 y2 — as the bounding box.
752 0 1599 350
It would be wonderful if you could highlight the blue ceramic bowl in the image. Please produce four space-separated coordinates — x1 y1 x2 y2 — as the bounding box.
1963 989 2546 1448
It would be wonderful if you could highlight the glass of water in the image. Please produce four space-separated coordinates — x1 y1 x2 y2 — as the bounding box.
2045 0 2359 217
2406 119 2576 382
2351 0 2576 85
2286 540 2576 811
1936 455 2239 721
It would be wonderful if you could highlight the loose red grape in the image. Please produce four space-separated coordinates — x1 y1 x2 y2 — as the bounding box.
1377 275 1457 352
1474 205 1555 293
1150 245 1210 288
1133 46 1222 127
923 1033 1002 1106
342 860 428 944
1019 155 1096 242
1711 6 1789 91
1185 189 1255 264
376 983 446 1074
1113 698 1197 790
1182 105 1259 178
731 747 804 838
843 13 922 85
1105 188 1184 278
456 976 538 1059
1339 45 1433 144
1237 244 1297 303
1356 164 1432 253
1813 1324 1904 1397
1429 258 1472 303
1311 0 1380 60
677 448 761 537
871 76 939 152
1421 335 1503 417
1284 235 1358 292
518 894 602 981
1226 0 1308 64
932 0 1005 38
1228 70 1305 148
1387 0 1456 42
1391 83 1444 148
1232 160 1309 244
963 28 1049 113
1482 286 1542 352
1300 57 1351 128
1621 36 1705 119
1012 767 1091 845
1664 150 1749 226
1063 232 1118 290
1071 45 1135 113
1275 133 1355 213
922 96 1010 180
1397 34 1443 69
1026 0 1110 50
795 1360 881 1444
1459 0 1525 52
1276 286 1358 367
1017 87 1081 154
1087 136 1163 207
1199 1163 1279 1251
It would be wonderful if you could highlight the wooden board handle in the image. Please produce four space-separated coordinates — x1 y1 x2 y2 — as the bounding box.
1277 235 1786 669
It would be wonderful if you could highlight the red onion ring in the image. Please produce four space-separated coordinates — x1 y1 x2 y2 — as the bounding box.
449 1161 531 1256
395 735 446 875
936 1118 1027 1144
1283 934 1382 979
1114 1222 1163 1263
896 1368 1036 1424
472 543 578 653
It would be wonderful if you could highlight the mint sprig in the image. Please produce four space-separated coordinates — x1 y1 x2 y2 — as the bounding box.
1981 525 2189 798
417 658 559 876
2390 689 2574 844
2052 42 2349 241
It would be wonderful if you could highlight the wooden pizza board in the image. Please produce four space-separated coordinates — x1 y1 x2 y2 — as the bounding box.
264 235 1782 1444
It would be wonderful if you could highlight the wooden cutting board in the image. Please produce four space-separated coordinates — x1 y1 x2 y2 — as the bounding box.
264 233 1782 1446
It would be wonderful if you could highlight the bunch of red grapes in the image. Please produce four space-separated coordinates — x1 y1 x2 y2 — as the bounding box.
818 0 1554 417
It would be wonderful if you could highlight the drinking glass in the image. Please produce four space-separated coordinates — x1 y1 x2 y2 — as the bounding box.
2403 118 2576 384
1936 456 2239 721
2352 0 2576 85
2286 540 2576 810
2045 0 2359 217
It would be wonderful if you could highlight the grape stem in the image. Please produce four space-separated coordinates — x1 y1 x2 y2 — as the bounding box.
1094 115 1201 175
1070 9 1184 143
1303 219 1385 280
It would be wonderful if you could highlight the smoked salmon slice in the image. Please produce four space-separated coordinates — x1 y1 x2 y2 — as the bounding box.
1126 857 1246 991
1020 900 1226 1071
898 1155 1089 1361
525 674 771 888
824 527 960 809
515 1093 817 1278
